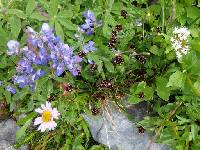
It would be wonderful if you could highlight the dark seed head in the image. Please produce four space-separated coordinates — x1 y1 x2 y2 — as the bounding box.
121 10 128 19
91 107 100 115
78 51 86 58
138 126 145 133
138 92 145 99
90 63 97 72
97 80 114 89
131 1 138 6
112 55 124 65
115 25 123 32
108 40 116 48
135 55 146 64
92 92 106 101
112 30 117 38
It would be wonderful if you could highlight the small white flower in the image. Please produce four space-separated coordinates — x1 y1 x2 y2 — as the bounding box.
7 40 20 55
171 27 190 60
34 101 60 132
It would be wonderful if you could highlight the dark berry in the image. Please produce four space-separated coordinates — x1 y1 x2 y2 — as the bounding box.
115 25 123 32
121 10 128 19
78 51 86 58
138 126 145 133
138 92 145 99
112 55 124 65
91 107 100 115
90 63 97 72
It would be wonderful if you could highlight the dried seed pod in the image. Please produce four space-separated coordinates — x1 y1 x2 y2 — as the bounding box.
112 54 124 65
115 91 125 100
121 10 128 19
138 126 146 133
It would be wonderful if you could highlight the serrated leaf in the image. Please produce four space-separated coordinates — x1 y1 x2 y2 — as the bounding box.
186 7 200 19
149 45 161 56
167 70 186 88
26 0 35 16
128 96 141 104
156 77 170 100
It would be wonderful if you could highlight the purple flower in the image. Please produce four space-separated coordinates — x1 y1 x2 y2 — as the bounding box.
0 81 2 86
41 23 51 34
7 40 20 55
83 10 96 22
6 86 16 94
56 63 65 76
83 41 96 53
80 10 101 35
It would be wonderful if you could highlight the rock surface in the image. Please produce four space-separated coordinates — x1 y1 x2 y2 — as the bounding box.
0 119 27 150
83 106 170 150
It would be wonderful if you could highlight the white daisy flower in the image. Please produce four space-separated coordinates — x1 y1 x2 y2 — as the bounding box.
34 101 60 132
171 27 190 60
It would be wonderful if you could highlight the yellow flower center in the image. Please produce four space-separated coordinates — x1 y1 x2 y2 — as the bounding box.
42 111 52 122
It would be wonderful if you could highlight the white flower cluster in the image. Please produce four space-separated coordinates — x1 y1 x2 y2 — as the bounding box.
171 27 190 59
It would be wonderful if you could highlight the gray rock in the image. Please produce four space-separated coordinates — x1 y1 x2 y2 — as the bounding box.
83 108 170 150
0 119 27 150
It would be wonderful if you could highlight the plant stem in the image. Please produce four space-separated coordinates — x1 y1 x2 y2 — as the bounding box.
148 101 182 150
186 76 200 97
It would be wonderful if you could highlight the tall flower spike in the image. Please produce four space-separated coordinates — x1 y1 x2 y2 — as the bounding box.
171 27 190 60
34 102 60 132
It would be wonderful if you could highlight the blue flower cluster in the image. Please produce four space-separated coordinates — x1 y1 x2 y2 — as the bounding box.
7 23 83 90
80 10 102 35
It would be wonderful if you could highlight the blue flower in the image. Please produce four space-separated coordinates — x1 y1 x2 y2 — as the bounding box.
83 10 96 22
0 81 2 86
7 40 20 55
6 86 16 94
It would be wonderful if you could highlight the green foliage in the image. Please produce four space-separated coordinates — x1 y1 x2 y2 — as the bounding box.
0 0 200 149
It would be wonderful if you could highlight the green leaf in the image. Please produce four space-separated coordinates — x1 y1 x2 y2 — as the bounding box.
8 9 27 19
10 16 21 39
156 77 170 100
186 7 200 19
149 45 161 56
167 70 186 88
59 19 77 31
16 117 33 141
128 96 141 104
55 21 64 41
26 0 35 16
49 0 58 17
30 12 48 21
103 59 114 73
